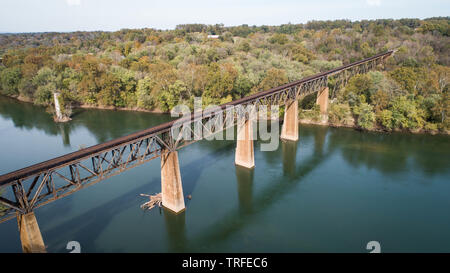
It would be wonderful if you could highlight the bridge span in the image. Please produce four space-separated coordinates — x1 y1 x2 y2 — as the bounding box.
0 51 393 252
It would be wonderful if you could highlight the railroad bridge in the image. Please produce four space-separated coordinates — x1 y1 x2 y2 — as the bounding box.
0 51 393 253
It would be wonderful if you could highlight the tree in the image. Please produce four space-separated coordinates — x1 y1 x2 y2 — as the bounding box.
353 103 375 130
269 33 289 45
158 80 186 112
389 67 433 95
203 63 237 105
137 77 157 110
251 68 288 94
290 44 315 64
328 103 353 126
18 77 35 98
432 85 449 126
0 67 21 95
234 74 253 98
178 64 208 97
98 72 122 106
342 74 373 104
376 109 394 130
34 82 56 105
372 89 390 112
390 96 426 129
111 67 137 107
32 67 58 105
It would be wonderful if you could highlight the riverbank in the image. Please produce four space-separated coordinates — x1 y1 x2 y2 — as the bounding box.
9 94 166 114
299 117 450 136
4 94 449 136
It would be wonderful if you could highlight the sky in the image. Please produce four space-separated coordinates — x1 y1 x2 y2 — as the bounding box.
0 0 449 33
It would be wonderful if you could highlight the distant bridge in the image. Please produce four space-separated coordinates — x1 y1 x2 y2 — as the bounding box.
0 51 393 252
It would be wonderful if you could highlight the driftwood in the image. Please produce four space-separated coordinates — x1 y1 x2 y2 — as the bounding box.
140 193 162 210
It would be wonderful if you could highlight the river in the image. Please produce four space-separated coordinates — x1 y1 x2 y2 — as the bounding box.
0 95 449 253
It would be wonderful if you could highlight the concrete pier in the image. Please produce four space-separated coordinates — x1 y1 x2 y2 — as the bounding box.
235 118 255 169
54 93 63 120
53 92 71 122
17 212 46 253
161 150 185 213
316 87 329 115
280 99 299 141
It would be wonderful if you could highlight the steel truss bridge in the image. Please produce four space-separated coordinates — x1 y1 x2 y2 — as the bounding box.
0 51 393 223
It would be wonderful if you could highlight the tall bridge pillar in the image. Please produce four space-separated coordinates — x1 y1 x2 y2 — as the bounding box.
17 212 46 253
235 118 255 169
53 92 70 122
54 92 63 121
316 87 329 116
161 150 185 213
281 99 299 141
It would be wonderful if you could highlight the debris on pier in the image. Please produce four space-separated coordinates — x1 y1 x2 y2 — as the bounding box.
140 193 162 210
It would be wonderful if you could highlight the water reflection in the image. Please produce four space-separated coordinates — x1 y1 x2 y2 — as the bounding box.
326 126 450 176
42 177 161 253
57 123 71 147
0 96 59 135
235 167 254 215
313 126 328 155
0 95 174 147
193 135 333 248
281 140 297 177
163 209 187 252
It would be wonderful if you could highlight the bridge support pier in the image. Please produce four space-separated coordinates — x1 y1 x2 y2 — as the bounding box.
53 92 70 122
281 99 299 142
54 92 63 120
235 118 254 169
316 87 329 121
17 212 46 253
161 150 185 213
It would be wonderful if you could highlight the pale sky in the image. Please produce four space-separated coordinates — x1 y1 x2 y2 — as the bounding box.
0 0 449 33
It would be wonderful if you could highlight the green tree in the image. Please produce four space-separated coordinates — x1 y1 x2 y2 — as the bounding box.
432 85 449 128
234 75 253 98
269 33 289 45
353 103 375 130
32 67 58 105
98 72 122 106
137 77 157 110
390 96 426 129
203 63 237 105
343 74 373 104
251 68 288 94
158 80 186 112
290 44 315 64
328 103 353 126
18 77 35 98
376 109 394 130
0 67 22 95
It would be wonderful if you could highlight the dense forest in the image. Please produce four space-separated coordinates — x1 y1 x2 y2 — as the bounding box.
0 17 448 133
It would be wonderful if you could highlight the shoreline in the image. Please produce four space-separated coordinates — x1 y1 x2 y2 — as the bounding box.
298 118 450 136
4 95 449 136
10 94 166 114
